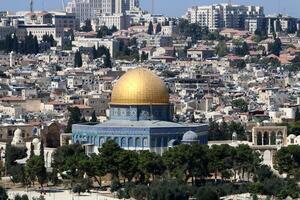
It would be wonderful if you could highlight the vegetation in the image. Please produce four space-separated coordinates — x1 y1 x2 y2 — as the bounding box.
232 98 248 112
42 34 56 47
80 19 93 32
147 21 153 35
274 145 300 180
216 41 228 57
65 106 85 133
48 140 300 199
177 19 225 43
208 121 247 141
116 39 139 61
5 144 27 184
74 50 82 67
270 38 282 56
0 32 39 54
96 25 118 38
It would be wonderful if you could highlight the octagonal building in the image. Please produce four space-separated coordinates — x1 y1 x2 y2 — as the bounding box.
72 68 208 154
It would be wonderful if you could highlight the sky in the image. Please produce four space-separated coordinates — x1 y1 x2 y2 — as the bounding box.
0 0 300 17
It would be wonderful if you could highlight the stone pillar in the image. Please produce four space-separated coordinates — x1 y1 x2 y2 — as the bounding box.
269 133 271 145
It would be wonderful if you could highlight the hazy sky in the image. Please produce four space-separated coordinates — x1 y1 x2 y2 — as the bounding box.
0 0 299 17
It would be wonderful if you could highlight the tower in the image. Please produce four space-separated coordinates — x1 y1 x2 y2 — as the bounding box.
61 0 65 11
29 0 33 13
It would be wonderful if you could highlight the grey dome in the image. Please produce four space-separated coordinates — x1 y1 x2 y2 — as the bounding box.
182 131 199 142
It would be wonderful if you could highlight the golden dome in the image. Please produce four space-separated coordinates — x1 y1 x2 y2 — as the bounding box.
111 68 169 105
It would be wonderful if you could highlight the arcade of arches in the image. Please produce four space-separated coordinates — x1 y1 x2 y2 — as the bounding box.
252 126 287 146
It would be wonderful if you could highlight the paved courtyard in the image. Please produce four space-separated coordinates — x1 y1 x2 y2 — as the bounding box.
7 189 118 200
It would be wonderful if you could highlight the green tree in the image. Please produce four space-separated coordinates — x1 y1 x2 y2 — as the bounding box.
104 51 112 68
235 42 249 56
147 21 154 35
232 98 248 112
163 144 209 184
80 153 105 186
140 51 148 62
216 41 228 57
138 150 165 183
65 106 82 133
156 23 162 34
81 19 92 32
270 38 282 56
274 145 300 179
0 186 8 200
235 144 261 180
195 187 219 200
74 50 82 67
5 144 27 184
90 110 97 122
118 150 139 183
52 144 87 180
25 155 47 188
295 107 300 121
98 140 122 181
209 144 235 181
148 180 189 200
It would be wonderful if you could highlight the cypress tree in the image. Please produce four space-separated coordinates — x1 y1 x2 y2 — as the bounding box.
30 142 34 158
147 21 153 35
74 51 82 67
90 111 97 122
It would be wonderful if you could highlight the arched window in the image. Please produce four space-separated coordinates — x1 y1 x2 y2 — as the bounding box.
114 137 119 145
135 138 141 147
270 132 276 145
263 132 269 145
121 137 126 147
257 132 262 145
143 138 148 147
99 137 105 147
128 137 133 147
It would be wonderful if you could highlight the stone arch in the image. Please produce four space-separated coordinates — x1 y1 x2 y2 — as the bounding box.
99 137 105 147
121 137 126 147
135 137 141 147
44 122 61 148
143 137 148 147
263 132 269 145
114 137 119 145
277 131 283 145
128 137 133 147
263 150 272 166
270 131 276 145
257 132 262 145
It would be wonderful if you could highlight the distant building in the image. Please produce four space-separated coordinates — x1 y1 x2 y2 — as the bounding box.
92 13 130 30
65 0 140 23
266 14 298 34
184 3 264 31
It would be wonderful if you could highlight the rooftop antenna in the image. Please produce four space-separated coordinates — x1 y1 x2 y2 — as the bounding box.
61 0 65 11
29 0 33 13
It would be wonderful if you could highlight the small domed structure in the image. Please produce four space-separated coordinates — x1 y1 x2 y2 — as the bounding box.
295 135 300 144
287 134 296 145
11 129 24 146
182 131 199 144
32 138 40 150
